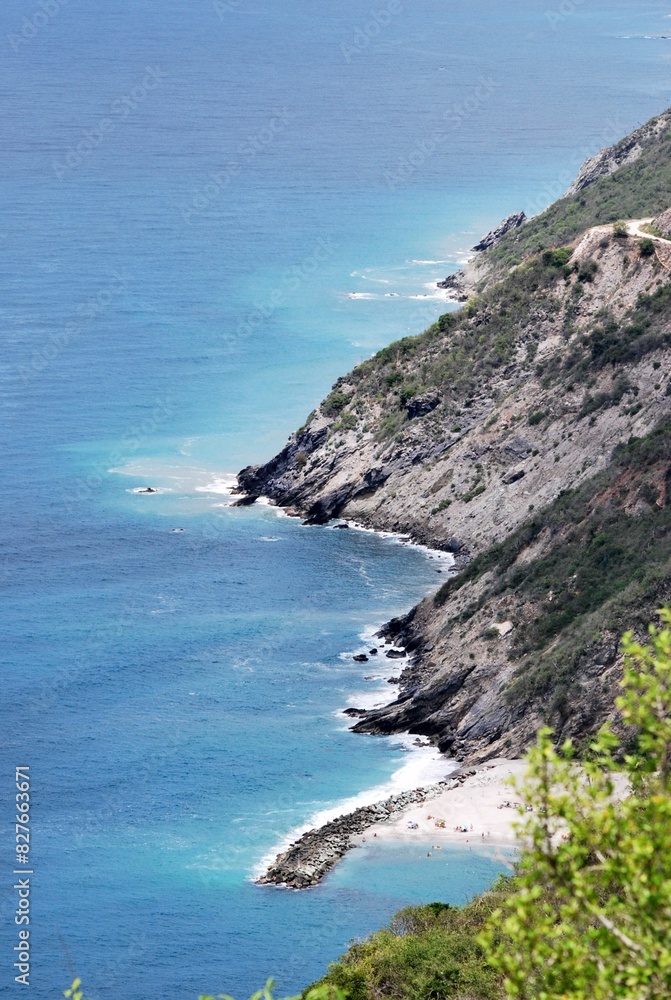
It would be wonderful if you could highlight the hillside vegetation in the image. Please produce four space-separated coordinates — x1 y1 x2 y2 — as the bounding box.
238 109 671 761
484 110 671 274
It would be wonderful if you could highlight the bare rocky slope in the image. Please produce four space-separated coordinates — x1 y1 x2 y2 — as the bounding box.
237 112 671 762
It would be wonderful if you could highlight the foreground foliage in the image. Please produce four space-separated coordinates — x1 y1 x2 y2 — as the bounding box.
484 610 671 999
309 611 671 999
63 979 344 1000
306 892 512 1000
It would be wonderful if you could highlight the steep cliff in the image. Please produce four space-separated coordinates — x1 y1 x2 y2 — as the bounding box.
237 112 671 761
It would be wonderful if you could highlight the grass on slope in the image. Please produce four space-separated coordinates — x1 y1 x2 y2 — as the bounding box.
331 251 573 439
320 112 671 446
330 243 669 445
305 880 515 1000
486 118 671 273
435 422 671 714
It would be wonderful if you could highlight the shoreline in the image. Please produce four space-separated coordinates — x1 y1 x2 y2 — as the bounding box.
255 769 474 889
352 759 526 853
237 486 468 889
256 760 524 889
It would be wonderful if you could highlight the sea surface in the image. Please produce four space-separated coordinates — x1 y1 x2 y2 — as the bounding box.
1 1 669 996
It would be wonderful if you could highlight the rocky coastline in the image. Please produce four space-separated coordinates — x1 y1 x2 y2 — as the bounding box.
240 112 671 858
257 769 475 889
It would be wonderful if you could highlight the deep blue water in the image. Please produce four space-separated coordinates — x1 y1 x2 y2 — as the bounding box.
1 1 669 996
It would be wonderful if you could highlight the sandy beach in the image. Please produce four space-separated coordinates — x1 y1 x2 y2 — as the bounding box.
352 759 528 856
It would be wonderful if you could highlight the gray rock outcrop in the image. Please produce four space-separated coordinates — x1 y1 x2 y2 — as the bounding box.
471 211 527 252
565 109 671 196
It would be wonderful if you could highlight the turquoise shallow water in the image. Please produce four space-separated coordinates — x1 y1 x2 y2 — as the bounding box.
1 0 669 995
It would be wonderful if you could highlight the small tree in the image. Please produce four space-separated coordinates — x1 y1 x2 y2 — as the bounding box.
483 609 671 999
613 220 629 239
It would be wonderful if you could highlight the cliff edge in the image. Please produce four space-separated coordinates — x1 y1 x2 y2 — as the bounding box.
237 112 671 762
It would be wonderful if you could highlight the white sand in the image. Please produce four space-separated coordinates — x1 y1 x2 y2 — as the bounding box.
353 759 528 860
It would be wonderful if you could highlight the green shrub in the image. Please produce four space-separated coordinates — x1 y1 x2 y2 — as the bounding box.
462 482 486 503
484 614 671 998
308 893 511 1000
398 383 419 405
639 237 655 257
576 258 598 282
323 390 352 417
542 246 573 268
334 413 357 432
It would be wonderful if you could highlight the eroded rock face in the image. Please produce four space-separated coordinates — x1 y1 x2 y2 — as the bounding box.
236 214 671 763
406 391 441 420
471 211 527 252
238 226 671 562
654 207 671 240
436 271 470 299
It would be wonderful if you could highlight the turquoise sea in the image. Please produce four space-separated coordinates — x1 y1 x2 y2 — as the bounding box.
1 1 669 995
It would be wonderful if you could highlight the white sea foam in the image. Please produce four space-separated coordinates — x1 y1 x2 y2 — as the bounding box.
341 519 455 570
195 474 238 495
407 259 451 265
111 458 239 500
251 741 457 879
341 681 399 712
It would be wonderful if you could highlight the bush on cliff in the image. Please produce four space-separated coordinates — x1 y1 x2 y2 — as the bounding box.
305 886 511 1000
